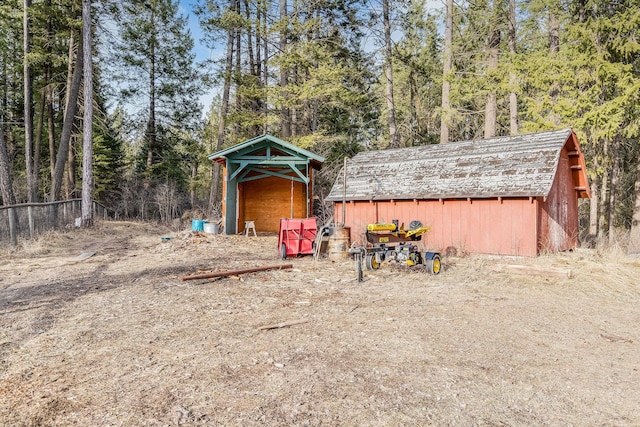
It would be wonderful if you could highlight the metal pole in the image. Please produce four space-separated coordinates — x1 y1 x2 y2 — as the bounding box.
342 156 347 226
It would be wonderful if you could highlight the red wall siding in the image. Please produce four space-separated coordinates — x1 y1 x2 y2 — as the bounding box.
335 197 539 256
538 148 579 252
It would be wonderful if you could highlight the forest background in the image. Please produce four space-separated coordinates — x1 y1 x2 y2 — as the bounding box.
0 0 639 245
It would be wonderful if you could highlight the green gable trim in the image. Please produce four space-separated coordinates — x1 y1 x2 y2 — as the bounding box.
208 134 325 165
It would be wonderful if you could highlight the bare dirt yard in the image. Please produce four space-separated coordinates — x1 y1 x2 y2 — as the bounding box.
1 220 639 426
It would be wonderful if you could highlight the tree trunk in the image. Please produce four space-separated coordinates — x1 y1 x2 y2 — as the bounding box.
279 0 290 138
262 0 268 134
588 176 598 240
508 0 518 135
45 0 55 188
51 33 83 202
577 0 586 23
630 152 640 251
440 0 453 144
34 81 45 197
549 6 560 54
234 0 241 140
607 143 620 245
24 0 36 202
0 124 17 246
146 5 156 170
382 0 399 148
245 0 261 136
484 4 500 139
0 124 16 205
47 67 56 184
598 166 609 241
409 68 418 142
246 0 255 77
81 0 93 227
191 161 197 208
66 132 76 198
548 5 560 126
208 16 235 211
483 43 498 137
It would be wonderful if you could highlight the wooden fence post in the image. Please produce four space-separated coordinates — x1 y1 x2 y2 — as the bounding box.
27 206 34 238
8 207 17 247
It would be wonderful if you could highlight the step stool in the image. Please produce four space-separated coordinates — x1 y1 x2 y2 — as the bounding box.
244 220 257 237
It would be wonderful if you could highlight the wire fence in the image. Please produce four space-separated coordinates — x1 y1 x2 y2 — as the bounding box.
0 199 113 247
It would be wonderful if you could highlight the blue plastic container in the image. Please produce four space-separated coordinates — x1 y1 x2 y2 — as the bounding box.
191 219 205 232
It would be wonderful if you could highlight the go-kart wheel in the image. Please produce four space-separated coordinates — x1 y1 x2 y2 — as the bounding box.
365 253 380 270
426 254 441 275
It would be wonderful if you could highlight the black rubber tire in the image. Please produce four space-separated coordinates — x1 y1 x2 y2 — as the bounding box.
365 253 380 270
280 244 287 260
426 254 441 275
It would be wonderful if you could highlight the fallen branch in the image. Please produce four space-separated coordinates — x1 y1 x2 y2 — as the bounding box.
180 264 293 282
600 333 633 344
257 319 309 331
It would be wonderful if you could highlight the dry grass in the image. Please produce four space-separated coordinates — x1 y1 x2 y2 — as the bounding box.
1 221 639 426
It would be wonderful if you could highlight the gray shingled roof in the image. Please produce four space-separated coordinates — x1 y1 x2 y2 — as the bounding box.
327 129 574 201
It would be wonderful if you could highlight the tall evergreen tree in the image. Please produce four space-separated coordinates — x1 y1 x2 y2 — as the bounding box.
113 0 202 185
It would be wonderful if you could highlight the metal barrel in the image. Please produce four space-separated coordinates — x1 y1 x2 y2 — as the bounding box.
328 226 351 261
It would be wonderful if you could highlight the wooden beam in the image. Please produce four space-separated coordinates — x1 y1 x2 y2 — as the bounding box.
180 264 293 282
237 167 309 184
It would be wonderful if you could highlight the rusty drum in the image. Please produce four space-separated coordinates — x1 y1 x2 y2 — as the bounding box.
328 226 351 261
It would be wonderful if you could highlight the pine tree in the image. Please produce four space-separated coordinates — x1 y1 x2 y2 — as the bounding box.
112 0 202 185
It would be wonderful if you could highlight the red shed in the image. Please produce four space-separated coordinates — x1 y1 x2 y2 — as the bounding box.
327 129 590 256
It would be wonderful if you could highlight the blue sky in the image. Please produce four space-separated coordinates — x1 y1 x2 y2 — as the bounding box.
178 0 218 115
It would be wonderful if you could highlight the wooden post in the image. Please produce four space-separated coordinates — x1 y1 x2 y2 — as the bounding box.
27 205 34 238
290 179 294 218
8 207 17 246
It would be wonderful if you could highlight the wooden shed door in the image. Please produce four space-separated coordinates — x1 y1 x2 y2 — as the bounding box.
239 177 308 233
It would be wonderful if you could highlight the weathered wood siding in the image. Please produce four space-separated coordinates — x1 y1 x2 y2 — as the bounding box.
537 145 579 252
335 197 539 256
238 176 308 233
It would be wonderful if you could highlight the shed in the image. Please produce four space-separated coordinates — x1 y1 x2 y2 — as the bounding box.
209 134 325 234
327 129 590 256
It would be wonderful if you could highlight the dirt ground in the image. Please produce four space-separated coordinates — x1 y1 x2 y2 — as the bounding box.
0 220 639 426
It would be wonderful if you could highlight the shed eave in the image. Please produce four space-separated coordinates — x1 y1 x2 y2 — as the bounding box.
208 134 325 166
326 193 546 202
